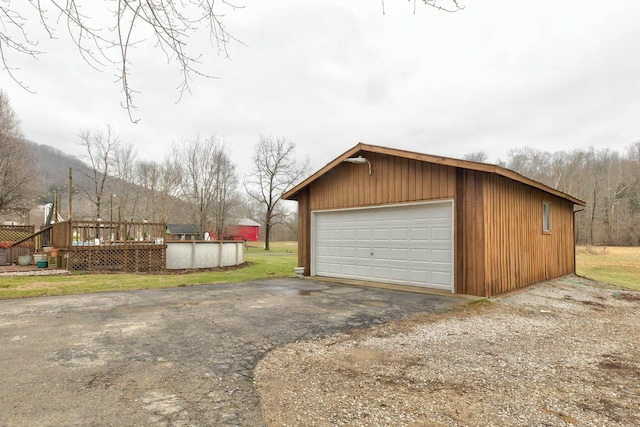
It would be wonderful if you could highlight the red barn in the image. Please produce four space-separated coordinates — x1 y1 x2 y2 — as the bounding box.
235 219 260 241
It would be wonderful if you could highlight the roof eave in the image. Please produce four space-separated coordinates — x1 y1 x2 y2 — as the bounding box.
282 142 586 207
283 143 366 200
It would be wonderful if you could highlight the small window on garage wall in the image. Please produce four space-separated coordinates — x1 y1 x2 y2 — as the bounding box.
543 201 551 233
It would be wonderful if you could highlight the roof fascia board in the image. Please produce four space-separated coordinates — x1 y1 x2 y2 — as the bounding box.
283 143 586 206
283 143 364 200
359 144 585 204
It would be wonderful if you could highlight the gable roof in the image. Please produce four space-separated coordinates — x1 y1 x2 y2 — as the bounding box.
166 224 200 234
238 219 260 227
283 143 586 206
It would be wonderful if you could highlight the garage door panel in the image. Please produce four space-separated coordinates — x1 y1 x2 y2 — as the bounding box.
430 205 452 218
431 271 452 286
372 228 389 240
409 248 430 262
372 266 390 277
356 264 372 276
408 208 428 219
411 227 432 240
355 247 370 257
322 255 342 264
342 246 356 257
432 227 452 241
342 228 357 239
385 209 403 220
356 229 370 239
327 245 342 255
409 271 430 285
372 247 389 258
432 249 452 262
329 229 342 239
430 263 453 273
316 229 329 240
314 202 453 292
389 268 410 281
390 228 409 240
390 248 408 260
342 264 357 275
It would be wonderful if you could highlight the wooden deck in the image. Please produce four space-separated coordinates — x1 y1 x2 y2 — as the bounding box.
9 220 167 273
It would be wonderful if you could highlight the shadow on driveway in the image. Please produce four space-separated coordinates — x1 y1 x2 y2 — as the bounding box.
0 278 463 426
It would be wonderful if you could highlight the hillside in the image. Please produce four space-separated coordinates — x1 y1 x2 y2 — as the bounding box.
19 140 191 225
27 140 94 194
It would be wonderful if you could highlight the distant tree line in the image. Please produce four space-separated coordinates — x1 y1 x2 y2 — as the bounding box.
467 144 640 246
74 126 308 248
0 92 308 247
4 89 639 247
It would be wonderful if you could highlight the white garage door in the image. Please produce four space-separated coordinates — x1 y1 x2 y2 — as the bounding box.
313 201 454 291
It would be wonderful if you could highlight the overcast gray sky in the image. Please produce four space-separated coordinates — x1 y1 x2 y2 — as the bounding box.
3 0 640 175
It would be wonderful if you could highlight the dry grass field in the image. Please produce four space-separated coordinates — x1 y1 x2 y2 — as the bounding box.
576 246 640 290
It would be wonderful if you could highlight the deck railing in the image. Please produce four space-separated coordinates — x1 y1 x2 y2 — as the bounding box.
0 225 36 264
9 220 167 272
0 225 35 242
7 225 52 263
66 220 167 272
69 220 166 247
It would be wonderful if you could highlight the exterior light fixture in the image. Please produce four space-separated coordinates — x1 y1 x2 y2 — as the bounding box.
343 156 372 175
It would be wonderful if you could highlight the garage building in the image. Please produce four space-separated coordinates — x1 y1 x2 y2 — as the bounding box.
283 143 586 297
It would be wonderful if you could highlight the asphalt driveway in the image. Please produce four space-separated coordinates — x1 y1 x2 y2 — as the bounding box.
0 278 462 426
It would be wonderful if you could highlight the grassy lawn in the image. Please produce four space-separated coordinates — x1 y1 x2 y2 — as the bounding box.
3 242 637 299
0 241 298 300
576 246 640 290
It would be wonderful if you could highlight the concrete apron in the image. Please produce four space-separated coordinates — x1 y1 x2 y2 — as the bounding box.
305 275 485 301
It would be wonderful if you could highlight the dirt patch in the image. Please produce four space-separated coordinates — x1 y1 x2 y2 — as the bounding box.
255 276 640 426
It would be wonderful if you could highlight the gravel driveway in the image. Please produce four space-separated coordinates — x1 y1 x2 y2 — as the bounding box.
0 278 461 426
256 276 640 426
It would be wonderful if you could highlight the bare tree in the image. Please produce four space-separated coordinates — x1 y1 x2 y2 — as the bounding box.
136 159 180 223
619 151 640 245
462 151 488 163
210 149 239 238
0 1 244 121
1 3 463 121
135 161 159 222
172 136 238 238
507 147 555 185
504 143 640 246
0 90 33 213
245 135 310 250
161 160 185 224
236 195 263 224
78 124 120 220
111 142 138 221
172 136 213 236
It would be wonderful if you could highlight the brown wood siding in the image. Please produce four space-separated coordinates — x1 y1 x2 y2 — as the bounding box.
308 152 456 210
483 174 576 296
297 188 311 275
300 152 456 278
455 169 486 296
296 150 577 297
